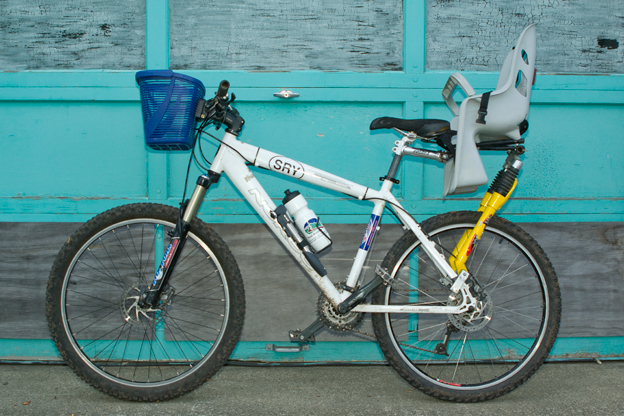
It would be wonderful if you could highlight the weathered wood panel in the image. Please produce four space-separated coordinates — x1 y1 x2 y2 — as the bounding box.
0 222 81 339
1 221 622 342
527 222 624 338
426 0 624 73
169 0 403 72
0 0 145 70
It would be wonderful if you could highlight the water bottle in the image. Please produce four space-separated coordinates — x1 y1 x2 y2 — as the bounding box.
283 190 331 253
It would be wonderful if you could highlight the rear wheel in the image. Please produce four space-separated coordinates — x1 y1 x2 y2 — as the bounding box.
372 211 561 402
46 203 245 401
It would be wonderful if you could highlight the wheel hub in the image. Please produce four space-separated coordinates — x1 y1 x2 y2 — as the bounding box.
120 286 174 327
447 292 493 332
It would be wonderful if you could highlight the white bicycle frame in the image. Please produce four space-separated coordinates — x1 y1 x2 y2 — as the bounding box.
191 131 477 315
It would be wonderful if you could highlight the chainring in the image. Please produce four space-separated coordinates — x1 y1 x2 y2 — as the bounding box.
317 282 364 332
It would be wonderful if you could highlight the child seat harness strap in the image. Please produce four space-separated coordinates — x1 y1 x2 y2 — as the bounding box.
475 91 492 125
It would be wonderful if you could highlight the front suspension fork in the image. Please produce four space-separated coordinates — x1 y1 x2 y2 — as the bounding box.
141 172 220 308
449 152 523 273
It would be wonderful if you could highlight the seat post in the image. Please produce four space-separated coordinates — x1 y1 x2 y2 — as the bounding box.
381 153 402 184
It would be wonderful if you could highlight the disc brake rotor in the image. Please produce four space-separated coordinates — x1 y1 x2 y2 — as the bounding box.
447 291 493 332
120 286 174 327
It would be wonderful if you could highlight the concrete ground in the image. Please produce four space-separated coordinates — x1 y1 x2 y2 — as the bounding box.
0 361 623 415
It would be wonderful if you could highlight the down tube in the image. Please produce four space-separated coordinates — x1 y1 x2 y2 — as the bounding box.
218 148 344 305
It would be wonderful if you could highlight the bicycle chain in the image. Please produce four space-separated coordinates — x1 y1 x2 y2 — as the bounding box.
349 326 439 355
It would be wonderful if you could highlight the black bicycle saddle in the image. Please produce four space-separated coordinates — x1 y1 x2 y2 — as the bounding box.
370 117 450 137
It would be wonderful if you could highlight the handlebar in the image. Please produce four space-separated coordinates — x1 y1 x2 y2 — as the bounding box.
216 80 230 100
196 80 245 133
213 80 231 114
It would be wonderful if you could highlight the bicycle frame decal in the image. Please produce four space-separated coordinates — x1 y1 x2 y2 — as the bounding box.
163 239 179 268
360 214 380 251
152 239 178 286
255 145 361 195
269 156 305 179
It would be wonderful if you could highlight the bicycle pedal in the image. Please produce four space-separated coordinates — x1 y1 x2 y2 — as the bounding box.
289 330 315 343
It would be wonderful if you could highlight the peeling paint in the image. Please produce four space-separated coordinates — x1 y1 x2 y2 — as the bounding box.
0 0 145 70
10 196 130 201
426 0 624 74
170 0 403 72
598 38 619 50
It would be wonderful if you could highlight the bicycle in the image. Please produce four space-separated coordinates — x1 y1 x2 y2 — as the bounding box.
46 25 561 402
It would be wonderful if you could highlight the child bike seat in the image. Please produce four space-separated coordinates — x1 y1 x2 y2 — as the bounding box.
441 24 537 196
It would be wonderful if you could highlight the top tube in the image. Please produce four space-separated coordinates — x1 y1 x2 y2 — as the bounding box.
215 132 376 200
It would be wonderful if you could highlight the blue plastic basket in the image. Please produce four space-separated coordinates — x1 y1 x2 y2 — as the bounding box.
136 70 206 151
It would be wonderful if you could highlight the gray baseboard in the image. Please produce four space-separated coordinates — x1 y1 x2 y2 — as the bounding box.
1 221 622 344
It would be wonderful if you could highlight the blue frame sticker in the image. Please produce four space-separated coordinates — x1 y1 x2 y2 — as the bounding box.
360 214 380 251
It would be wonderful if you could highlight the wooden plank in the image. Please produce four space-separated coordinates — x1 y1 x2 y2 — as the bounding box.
0 221 622 344
217 223 405 342
0 0 145 70
169 0 403 72
523 222 624 338
426 0 624 74
0 101 148 200
146 0 169 69
0 222 81 339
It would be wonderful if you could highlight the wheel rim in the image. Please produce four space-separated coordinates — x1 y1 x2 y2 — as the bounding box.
60 218 230 387
383 223 550 391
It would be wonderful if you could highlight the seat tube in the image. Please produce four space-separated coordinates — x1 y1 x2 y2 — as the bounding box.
384 154 402 183
345 178 394 289
344 153 403 288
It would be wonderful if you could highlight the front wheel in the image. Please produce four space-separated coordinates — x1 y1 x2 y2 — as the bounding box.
372 211 561 402
46 203 245 401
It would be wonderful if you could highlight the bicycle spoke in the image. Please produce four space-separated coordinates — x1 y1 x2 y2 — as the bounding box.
373 213 558 398
496 305 542 322
66 290 116 307
76 258 126 290
112 229 143 282
175 271 219 296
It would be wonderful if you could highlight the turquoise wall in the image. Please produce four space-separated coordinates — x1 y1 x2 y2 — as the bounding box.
1 0 622 223
1 0 623 361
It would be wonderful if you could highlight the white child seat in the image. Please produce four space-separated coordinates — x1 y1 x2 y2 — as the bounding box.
441 25 537 196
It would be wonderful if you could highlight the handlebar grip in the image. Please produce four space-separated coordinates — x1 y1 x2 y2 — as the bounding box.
216 80 230 100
